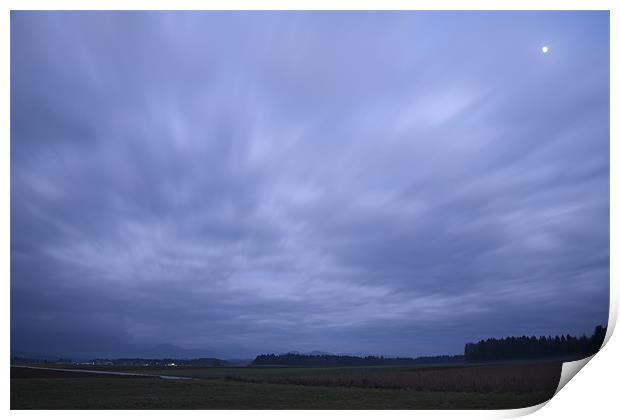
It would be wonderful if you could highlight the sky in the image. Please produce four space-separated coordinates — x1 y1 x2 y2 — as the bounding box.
11 11 609 359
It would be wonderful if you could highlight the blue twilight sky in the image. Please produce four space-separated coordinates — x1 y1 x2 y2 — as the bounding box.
11 11 609 359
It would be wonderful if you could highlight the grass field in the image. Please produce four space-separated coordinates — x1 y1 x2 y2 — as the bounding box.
10 361 562 409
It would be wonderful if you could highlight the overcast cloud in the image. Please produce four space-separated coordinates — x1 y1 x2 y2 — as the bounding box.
11 11 609 358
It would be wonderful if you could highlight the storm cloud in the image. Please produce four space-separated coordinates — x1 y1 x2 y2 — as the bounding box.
11 11 609 358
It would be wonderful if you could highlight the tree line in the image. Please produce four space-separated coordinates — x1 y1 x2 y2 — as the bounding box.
253 353 465 367
464 325 606 362
253 325 606 366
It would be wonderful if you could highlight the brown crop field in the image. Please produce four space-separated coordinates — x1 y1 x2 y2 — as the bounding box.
222 361 562 393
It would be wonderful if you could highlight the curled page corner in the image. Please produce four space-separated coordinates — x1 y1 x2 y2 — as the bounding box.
555 355 595 396
497 400 549 419
504 355 599 418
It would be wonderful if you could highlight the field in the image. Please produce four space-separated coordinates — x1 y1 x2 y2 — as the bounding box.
11 361 562 409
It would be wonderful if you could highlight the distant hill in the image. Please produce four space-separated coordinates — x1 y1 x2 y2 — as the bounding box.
11 342 217 361
282 350 334 356
138 343 215 359
11 349 63 363
10 329 225 360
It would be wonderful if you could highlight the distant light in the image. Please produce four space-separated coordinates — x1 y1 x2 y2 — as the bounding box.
542 46 549 54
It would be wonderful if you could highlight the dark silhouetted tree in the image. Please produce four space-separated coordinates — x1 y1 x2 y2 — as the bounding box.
464 325 607 362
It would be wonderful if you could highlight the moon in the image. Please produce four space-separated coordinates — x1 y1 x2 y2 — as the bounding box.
542 46 549 54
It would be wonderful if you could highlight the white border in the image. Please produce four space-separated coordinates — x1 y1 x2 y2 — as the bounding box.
2 2 617 419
